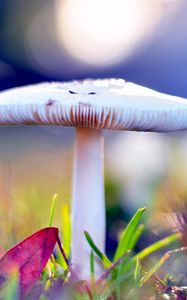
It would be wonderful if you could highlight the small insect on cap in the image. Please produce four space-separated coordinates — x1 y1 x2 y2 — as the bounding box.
0 78 187 132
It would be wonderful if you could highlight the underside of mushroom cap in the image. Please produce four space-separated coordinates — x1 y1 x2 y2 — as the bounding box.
0 78 187 132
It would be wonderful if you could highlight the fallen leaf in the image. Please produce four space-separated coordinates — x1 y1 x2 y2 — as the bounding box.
0 227 58 297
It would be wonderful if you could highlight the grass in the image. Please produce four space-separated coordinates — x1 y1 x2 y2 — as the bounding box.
0 197 185 300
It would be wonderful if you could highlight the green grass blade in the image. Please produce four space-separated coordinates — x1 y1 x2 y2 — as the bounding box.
90 250 99 300
114 208 146 261
49 193 58 227
57 204 71 269
90 250 95 281
118 233 179 277
134 258 141 285
128 224 144 250
134 232 179 261
140 233 181 286
62 204 71 257
140 256 165 286
84 231 112 268
100 272 133 300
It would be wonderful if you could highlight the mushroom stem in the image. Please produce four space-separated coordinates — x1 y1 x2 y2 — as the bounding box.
72 128 105 278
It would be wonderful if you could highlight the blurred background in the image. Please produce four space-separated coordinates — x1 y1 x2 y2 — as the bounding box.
0 0 187 262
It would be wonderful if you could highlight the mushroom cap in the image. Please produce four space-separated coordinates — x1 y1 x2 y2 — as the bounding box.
0 78 187 132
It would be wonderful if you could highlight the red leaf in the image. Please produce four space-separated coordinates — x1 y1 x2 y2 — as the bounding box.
0 227 58 297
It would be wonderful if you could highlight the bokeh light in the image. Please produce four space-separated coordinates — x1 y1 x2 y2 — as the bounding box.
55 0 163 66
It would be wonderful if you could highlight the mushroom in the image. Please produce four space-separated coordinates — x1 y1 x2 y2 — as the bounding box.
0 78 187 278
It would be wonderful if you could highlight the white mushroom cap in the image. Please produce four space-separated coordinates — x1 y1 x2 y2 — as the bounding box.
0 78 187 131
